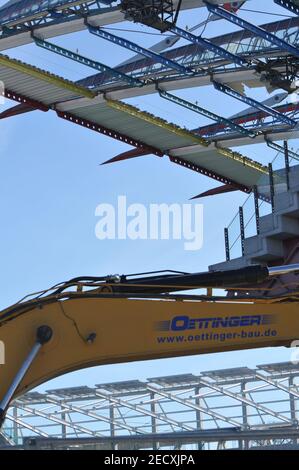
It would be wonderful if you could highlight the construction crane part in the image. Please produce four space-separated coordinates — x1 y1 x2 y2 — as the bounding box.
1 263 299 421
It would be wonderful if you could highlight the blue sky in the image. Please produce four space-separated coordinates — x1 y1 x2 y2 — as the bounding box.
0 0 298 389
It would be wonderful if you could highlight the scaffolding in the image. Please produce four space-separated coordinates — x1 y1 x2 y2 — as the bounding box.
1 361 299 450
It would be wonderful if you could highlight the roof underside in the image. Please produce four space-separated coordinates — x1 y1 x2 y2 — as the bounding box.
0 62 82 104
0 52 267 190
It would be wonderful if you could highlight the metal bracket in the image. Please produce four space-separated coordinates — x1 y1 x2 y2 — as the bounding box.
268 162 275 212
239 206 245 257
253 186 260 235
224 227 230 261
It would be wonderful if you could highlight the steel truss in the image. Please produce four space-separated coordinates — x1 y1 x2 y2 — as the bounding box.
121 0 177 32
0 1 236 42
274 0 299 15
0 1 298 188
33 36 143 88
212 80 297 127
78 16 299 90
205 1 299 58
158 88 255 137
266 139 299 161
86 23 194 75
1 361 299 450
195 100 299 140
164 24 248 67
0 1 110 39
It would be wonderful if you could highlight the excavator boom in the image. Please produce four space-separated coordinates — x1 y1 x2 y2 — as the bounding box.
0 263 299 425
0 294 299 400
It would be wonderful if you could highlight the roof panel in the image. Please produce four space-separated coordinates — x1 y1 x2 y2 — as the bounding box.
0 53 93 104
46 385 94 397
178 150 266 187
148 374 199 386
202 367 255 380
257 362 299 374
96 380 146 392
72 102 196 150
0 53 268 190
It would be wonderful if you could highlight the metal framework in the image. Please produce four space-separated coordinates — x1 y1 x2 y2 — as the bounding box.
33 36 143 88
158 88 255 137
212 80 297 127
0 3 299 451
221 146 299 265
195 100 299 139
121 0 178 32
0 2 297 206
86 23 194 75
75 16 299 89
205 1 299 58
266 140 299 162
165 23 248 67
0 1 112 41
1 361 299 450
0 49 270 192
274 0 299 15
0 0 232 44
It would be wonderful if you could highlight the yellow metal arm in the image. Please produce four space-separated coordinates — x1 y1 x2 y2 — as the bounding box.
1 292 299 406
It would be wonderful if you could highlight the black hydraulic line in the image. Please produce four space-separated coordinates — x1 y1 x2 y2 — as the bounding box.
1 263 299 326
2 264 299 325
112 263 299 293
30 264 299 298
110 265 270 294
50 268 266 296
125 269 189 277
51 276 115 294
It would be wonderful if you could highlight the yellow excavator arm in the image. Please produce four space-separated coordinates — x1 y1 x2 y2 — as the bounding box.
0 264 299 425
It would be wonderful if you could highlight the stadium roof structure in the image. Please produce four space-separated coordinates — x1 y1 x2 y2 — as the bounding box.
0 0 298 196
0 52 269 191
1 361 299 450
